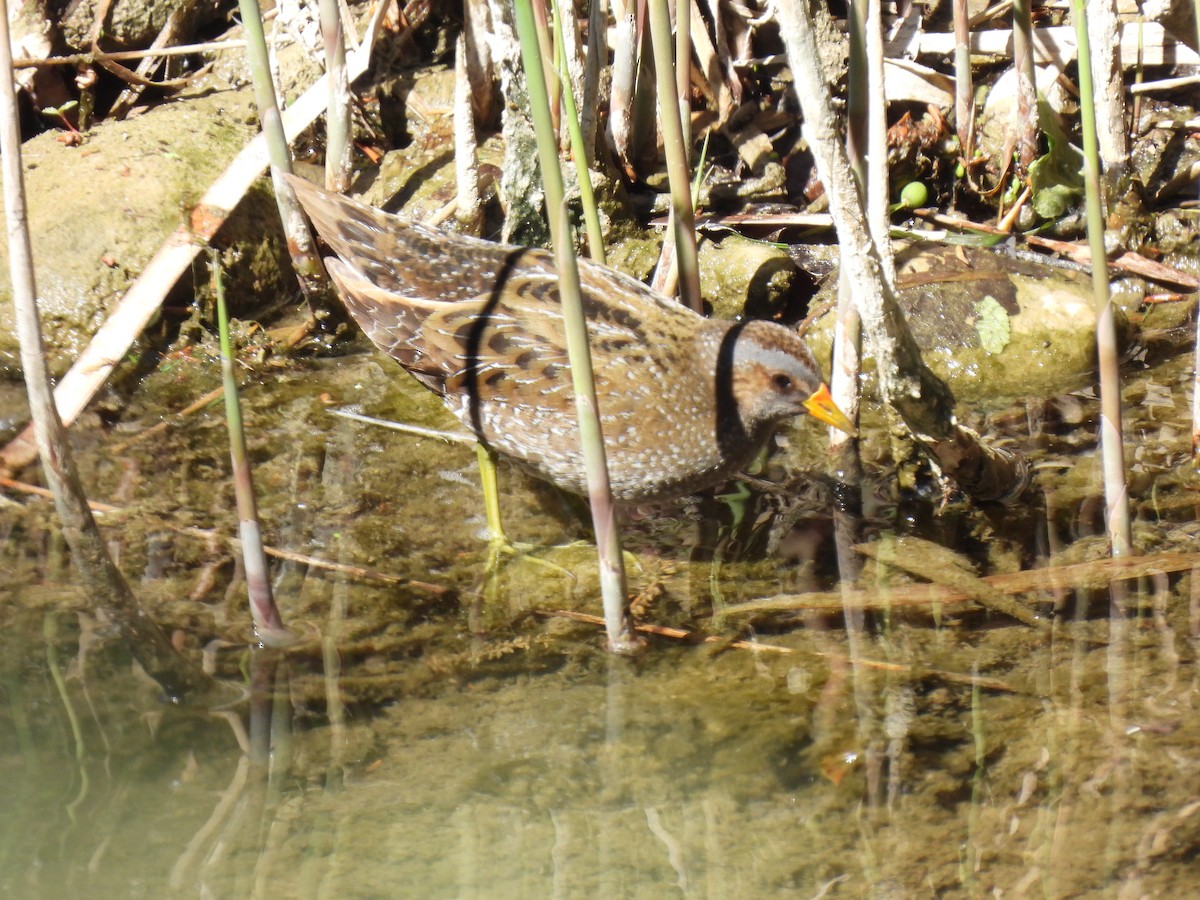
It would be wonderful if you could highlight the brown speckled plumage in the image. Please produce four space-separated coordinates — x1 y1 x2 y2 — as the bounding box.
289 174 850 502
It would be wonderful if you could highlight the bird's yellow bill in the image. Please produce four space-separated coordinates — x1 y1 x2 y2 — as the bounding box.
803 383 858 436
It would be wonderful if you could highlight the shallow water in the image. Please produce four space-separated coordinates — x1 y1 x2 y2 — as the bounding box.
2 335 1200 898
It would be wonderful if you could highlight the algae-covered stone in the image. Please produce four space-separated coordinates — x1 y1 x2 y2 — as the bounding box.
805 243 1128 403
593 229 798 320
604 234 661 284
60 0 217 52
0 75 278 379
699 231 798 319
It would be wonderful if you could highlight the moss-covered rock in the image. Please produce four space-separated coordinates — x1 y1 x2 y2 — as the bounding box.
0 73 286 379
804 243 1130 404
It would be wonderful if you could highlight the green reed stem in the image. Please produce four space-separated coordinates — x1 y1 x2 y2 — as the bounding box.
551 0 605 264
239 0 292 179
513 0 636 653
1194 0 1200 87
1011 0 1038 172
532 0 560 132
952 0 973 161
675 0 690 151
845 0 868 192
833 1 869 473
318 0 352 192
238 0 328 302
691 130 710 210
1071 0 1132 558
212 252 289 641
646 0 702 312
1191 0 1200 458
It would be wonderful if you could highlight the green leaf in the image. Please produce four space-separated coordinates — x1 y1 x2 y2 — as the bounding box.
1028 96 1085 219
974 295 1011 354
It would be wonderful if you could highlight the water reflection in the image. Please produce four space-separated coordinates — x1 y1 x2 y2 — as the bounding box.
3 342 1200 896
1 592 1197 897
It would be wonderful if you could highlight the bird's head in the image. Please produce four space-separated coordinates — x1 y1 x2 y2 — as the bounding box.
729 320 856 435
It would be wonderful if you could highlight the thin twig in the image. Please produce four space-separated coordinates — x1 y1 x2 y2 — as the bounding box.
11 39 249 68
539 610 1018 691
721 549 1200 617
913 209 1200 289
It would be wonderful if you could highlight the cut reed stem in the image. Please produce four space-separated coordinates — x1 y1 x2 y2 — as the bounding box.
513 0 636 653
1071 0 1133 558
211 252 289 643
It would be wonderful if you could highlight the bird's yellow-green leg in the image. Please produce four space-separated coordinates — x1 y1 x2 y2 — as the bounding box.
473 444 576 601
476 443 509 549
472 443 508 621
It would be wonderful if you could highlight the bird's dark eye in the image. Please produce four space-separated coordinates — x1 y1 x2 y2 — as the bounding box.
772 373 793 391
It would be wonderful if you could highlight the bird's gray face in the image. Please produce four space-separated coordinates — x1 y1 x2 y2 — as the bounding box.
729 320 827 429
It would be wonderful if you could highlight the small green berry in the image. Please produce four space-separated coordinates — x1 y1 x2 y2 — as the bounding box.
899 181 929 209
